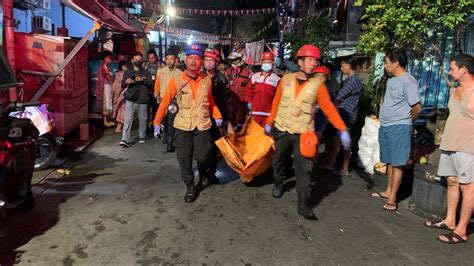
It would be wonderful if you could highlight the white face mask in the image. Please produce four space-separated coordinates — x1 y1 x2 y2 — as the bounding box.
261 63 273 72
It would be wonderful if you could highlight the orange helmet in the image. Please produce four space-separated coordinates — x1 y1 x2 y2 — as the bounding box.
204 48 221 63
297 44 321 59
314 66 330 76
261 51 275 61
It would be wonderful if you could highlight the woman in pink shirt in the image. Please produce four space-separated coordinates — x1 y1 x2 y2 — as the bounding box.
97 51 115 127
112 60 129 133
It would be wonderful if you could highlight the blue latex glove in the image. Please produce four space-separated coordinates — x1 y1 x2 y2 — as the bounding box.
154 125 163 138
247 103 252 111
264 124 272 134
340 130 351 150
215 118 223 127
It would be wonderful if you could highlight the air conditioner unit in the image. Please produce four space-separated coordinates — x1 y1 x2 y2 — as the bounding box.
127 3 142 15
37 0 51 10
13 0 38 10
32 16 52 32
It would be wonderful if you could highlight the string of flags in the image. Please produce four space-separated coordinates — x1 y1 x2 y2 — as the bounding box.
282 5 334 33
254 19 276 37
253 4 334 37
155 5 275 17
133 16 251 45
156 24 230 40
155 24 251 45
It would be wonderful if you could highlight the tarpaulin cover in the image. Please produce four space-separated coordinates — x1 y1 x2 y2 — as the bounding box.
216 117 275 183
9 104 54 136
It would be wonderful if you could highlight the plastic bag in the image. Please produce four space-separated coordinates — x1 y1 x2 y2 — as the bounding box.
357 116 381 175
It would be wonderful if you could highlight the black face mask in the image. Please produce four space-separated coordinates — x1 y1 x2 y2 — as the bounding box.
133 61 143 68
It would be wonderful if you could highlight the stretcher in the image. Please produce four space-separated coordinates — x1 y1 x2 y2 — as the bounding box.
215 117 275 183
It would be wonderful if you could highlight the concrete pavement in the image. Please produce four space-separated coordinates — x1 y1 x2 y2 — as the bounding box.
0 128 472 265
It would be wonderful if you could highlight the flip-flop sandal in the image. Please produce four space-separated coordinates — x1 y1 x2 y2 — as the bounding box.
424 218 454 230
370 192 388 200
437 231 467 244
334 170 352 177
383 202 398 211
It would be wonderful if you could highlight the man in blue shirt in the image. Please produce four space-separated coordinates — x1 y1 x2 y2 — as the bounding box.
371 50 422 211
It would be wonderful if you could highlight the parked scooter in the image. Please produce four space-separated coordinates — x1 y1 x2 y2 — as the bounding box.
9 103 61 171
0 102 39 220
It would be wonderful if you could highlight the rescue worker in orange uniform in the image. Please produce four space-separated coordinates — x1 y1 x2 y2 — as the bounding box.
154 51 182 152
154 44 223 203
247 51 280 127
225 51 253 130
265 45 351 220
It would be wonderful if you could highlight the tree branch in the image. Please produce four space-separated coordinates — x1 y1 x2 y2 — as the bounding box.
431 43 454 90
455 22 464 54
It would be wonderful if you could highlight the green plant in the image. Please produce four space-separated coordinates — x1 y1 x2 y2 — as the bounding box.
354 0 474 57
360 67 385 117
284 17 333 59
354 0 473 114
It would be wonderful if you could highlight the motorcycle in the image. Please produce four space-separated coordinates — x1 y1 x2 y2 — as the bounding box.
0 49 38 219
0 102 39 220
9 103 61 171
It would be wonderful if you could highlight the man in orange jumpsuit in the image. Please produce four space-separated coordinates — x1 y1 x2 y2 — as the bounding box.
153 44 223 203
225 51 252 130
265 45 352 220
247 51 280 127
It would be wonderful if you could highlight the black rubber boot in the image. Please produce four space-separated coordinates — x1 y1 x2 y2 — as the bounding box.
297 192 317 220
272 180 284 198
208 174 220 185
200 174 210 188
161 133 168 144
184 182 197 203
167 142 175 152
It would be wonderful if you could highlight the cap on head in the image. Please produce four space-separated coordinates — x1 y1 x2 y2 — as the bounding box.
185 44 205 58
297 44 321 59
204 48 221 63
261 51 275 61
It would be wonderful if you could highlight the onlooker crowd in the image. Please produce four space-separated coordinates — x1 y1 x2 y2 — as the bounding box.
96 46 473 242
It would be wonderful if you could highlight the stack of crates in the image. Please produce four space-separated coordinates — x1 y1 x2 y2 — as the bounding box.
14 33 89 136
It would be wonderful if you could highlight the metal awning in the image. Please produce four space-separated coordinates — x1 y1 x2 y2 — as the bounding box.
328 40 358 58
61 0 137 32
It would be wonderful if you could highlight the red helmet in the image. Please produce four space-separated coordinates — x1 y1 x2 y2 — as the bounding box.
261 51 275 61
204 48 221 63
314 66 330 76
297 44 321 59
